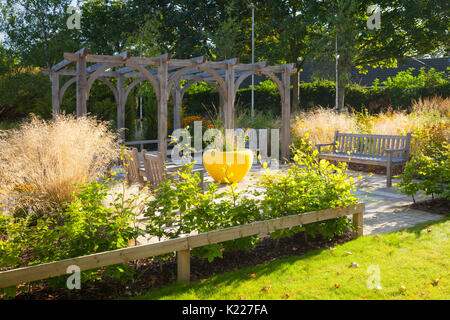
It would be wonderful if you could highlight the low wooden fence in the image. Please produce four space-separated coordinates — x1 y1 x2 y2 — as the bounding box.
0 203 364 288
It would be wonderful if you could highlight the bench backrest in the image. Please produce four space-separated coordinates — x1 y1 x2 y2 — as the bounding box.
142 151 165 189
333 131 411 158
123 147 144 184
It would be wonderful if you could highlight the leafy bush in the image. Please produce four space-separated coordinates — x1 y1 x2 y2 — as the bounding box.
0 177 143 296
144 164 261 262
382 68 449 108
396 143 449 201
258 137 360 240
0 114 120 215
144 141 360 262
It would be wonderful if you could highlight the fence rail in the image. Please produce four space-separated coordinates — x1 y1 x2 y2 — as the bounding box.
0 203 364 288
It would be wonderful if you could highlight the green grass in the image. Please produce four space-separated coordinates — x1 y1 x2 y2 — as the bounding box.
133 217 449 300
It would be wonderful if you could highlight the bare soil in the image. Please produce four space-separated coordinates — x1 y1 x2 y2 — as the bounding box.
409 198 449 216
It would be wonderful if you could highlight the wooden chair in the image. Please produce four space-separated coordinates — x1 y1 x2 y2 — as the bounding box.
122 147 145 186
141 149 205 191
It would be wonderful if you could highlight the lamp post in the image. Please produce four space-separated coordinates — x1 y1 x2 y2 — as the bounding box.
249 3 256 118
335 34 339 112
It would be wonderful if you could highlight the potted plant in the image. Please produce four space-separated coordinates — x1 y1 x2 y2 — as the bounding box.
202 130 253 183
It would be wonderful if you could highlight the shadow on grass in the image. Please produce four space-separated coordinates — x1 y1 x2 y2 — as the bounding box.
402 216 449 238
134 216 449 300
134 245 332 300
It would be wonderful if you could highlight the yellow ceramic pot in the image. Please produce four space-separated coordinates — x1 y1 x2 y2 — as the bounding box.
202 148 253 183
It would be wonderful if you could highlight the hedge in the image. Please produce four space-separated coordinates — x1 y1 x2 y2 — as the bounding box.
182 79 450 117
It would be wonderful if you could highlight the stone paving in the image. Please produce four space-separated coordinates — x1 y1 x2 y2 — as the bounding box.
350 172 444 235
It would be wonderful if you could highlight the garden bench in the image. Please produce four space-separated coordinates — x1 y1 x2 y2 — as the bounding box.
316 131 411 187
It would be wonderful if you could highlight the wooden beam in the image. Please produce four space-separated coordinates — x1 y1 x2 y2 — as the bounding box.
126 53 170 66
76 55 87 117
51 73 60 118
177 249 190 282
281 67 291 162
46 69 119 77
65 51 131 64
0 203 364 288
169 56 206 67
352 212 364 238
262 63 295 73
157 61 169 160
86 52 129 73
203 58 239 69
115 67 135 74
51 48 88 71
224 63 235 129
117 75 126 141
234 61 269 71
87 63 106 73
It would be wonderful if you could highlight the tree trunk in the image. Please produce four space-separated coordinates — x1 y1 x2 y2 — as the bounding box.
337 74 346 112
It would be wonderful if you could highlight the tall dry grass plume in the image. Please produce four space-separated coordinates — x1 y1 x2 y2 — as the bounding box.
293 107 359 146
411 96 450 116
0 114 120 215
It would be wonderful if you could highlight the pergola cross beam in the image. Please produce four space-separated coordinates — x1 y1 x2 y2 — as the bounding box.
45 49 296 161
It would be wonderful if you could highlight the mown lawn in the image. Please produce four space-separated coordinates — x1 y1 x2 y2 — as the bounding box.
132 217 449 300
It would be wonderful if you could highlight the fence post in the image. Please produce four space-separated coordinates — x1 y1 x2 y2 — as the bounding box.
177 249 190 282
352 212 364 239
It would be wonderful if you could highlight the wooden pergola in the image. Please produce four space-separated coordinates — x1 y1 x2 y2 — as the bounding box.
43 48 296 160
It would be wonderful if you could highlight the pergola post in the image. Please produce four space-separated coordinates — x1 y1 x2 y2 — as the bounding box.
76 54 88 117
46 50 295 161
173 82 182 130
224 64 235 130
281 68 291 162
117 75 126 141
51 73 60 119
158 60 169 160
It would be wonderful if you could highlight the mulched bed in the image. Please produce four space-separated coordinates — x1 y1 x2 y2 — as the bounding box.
10 231 353 300
409 198 449 216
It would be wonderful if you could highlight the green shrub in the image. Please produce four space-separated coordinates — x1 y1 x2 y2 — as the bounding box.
0 177 143 297
144 139 360 262
258 137 360 240
143 164 261 262
396 144 450 201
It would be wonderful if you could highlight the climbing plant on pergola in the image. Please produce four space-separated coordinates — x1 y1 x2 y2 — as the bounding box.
43 48 296 160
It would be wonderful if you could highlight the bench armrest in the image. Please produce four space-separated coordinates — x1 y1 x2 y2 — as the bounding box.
316 142 336 153
385 148 407 153
165 164 186 172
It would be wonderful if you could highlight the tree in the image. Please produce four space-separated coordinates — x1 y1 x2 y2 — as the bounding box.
207 1 243 60
0 0 81 68
255 0 327 111
312 0 450 111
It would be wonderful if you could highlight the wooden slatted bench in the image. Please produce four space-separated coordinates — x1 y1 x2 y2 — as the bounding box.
316 130 412 187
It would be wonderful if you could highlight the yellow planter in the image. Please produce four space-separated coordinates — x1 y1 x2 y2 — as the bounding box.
202 148 253 183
